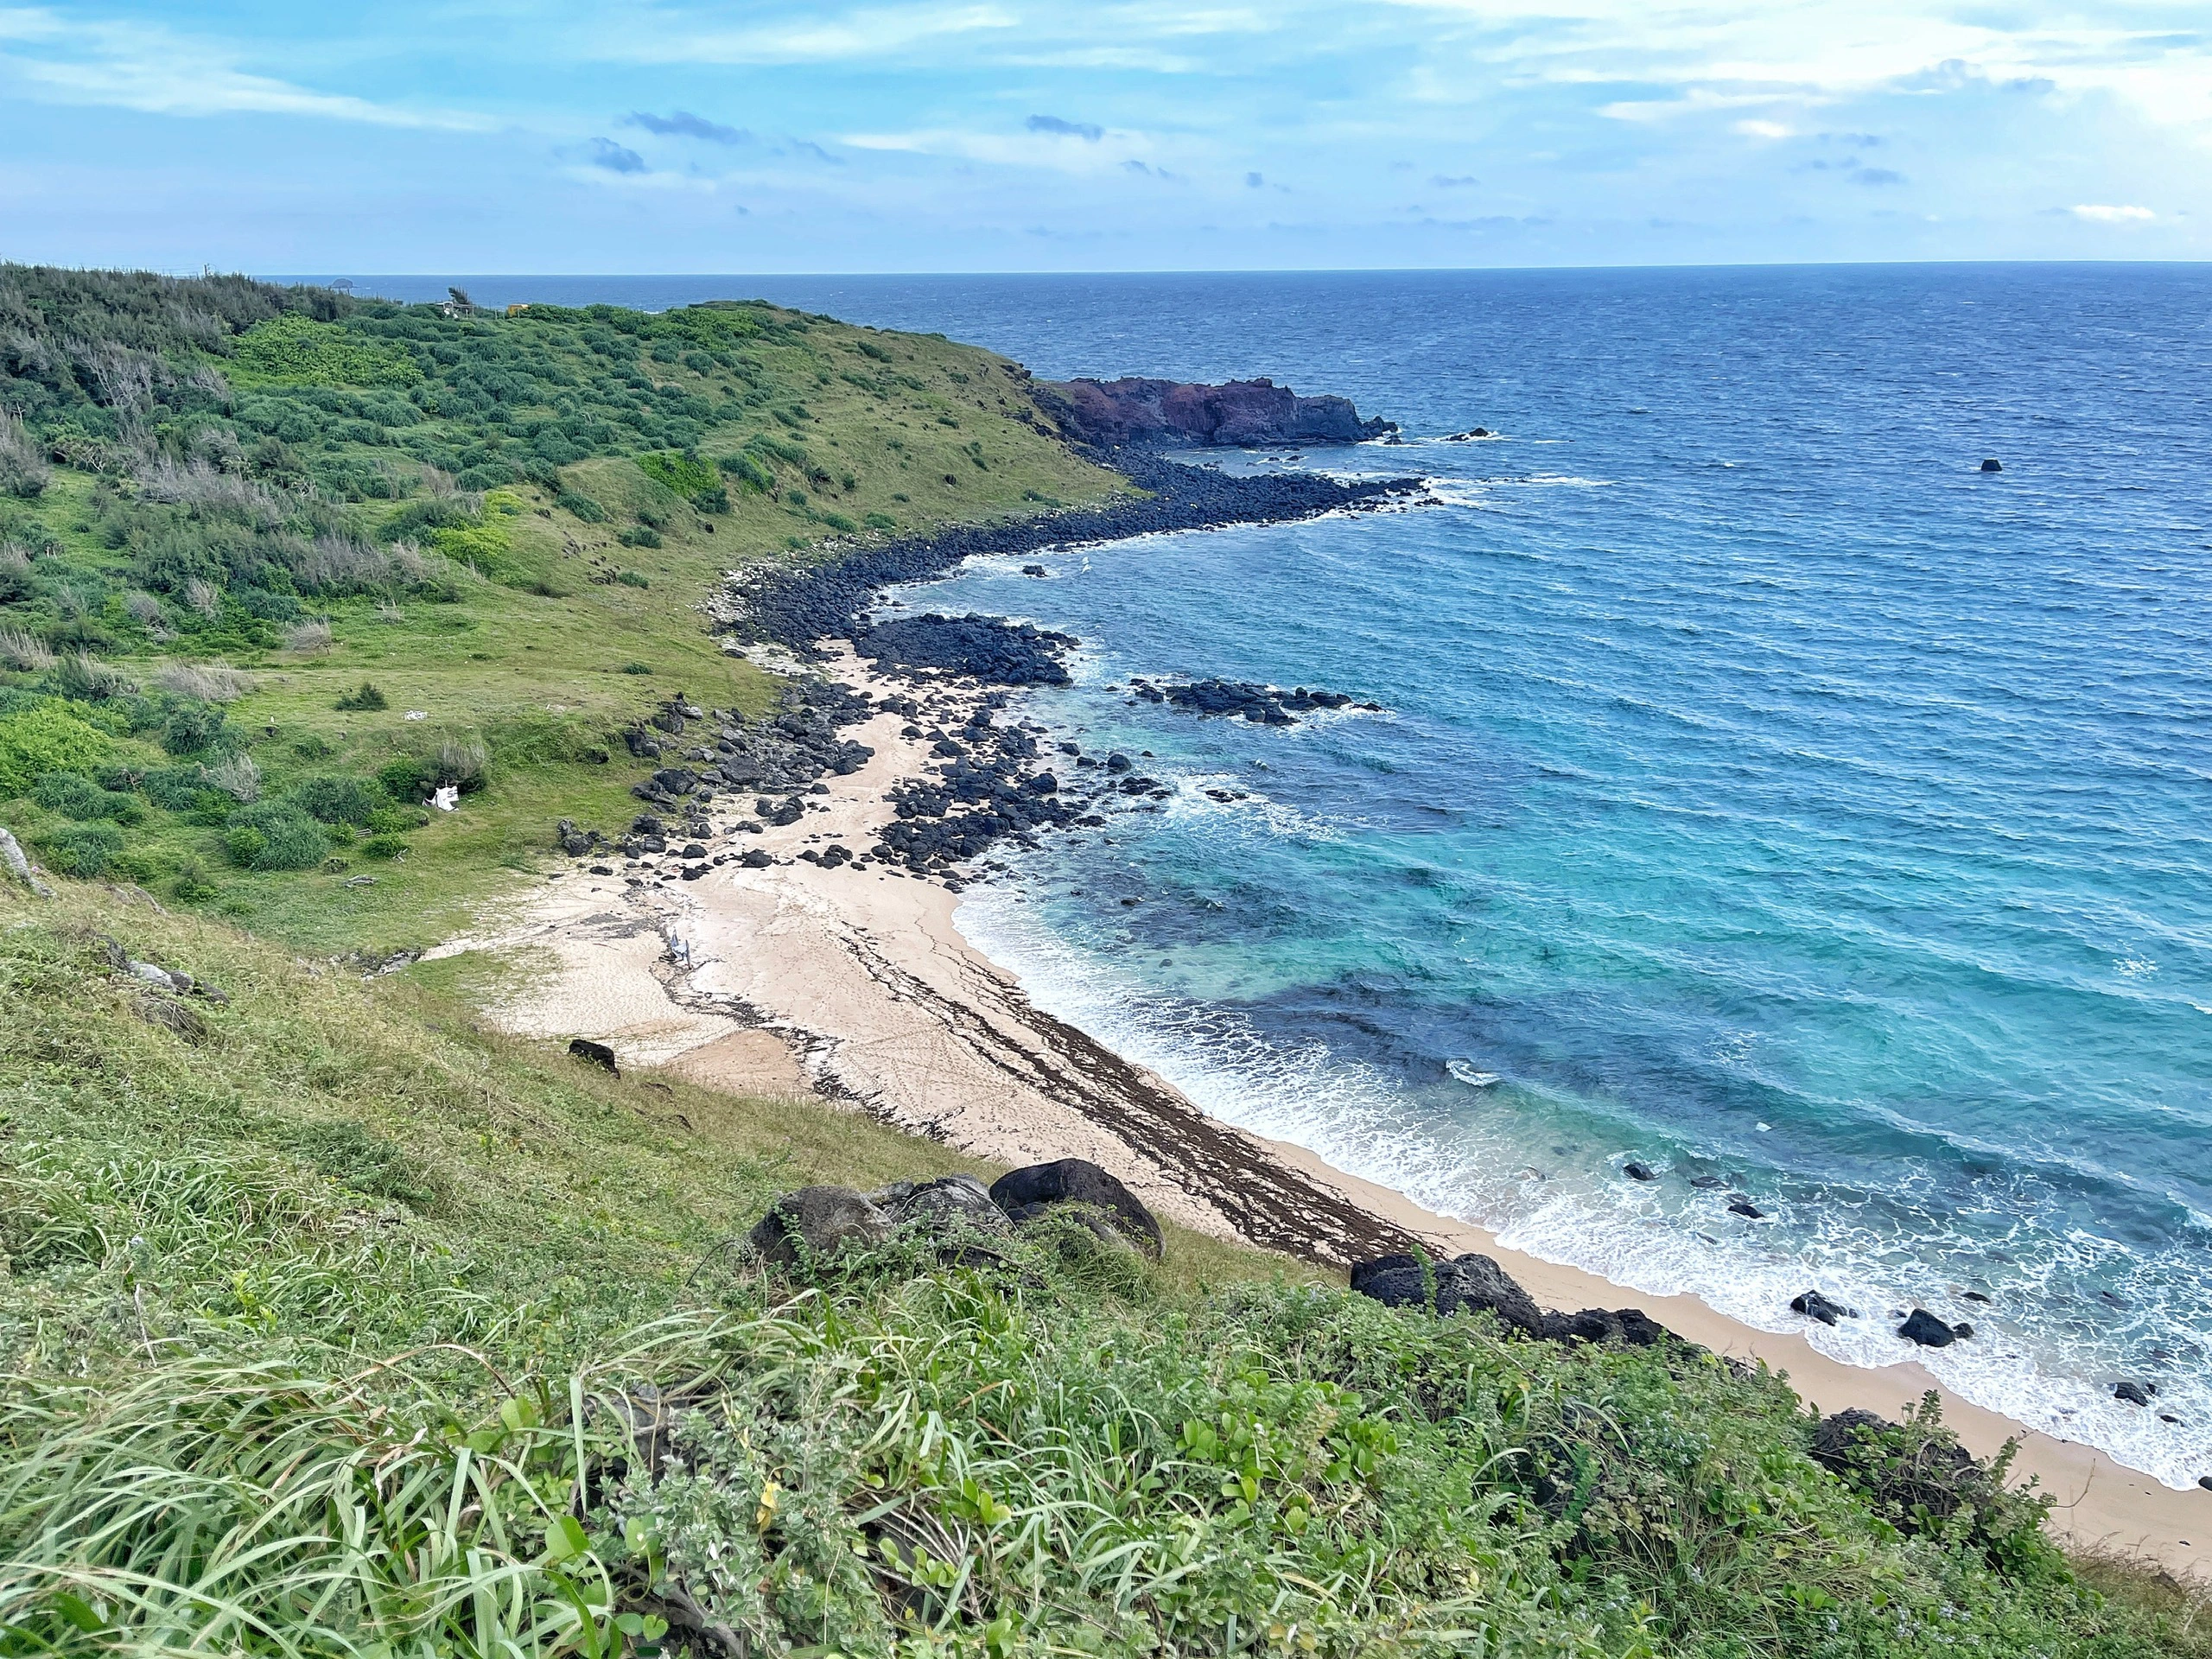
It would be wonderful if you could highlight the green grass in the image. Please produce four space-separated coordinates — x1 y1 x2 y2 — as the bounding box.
2 887 2209 1657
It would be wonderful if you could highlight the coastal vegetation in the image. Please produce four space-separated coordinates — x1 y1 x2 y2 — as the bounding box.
2 267 2208 1655
0 264 1115 950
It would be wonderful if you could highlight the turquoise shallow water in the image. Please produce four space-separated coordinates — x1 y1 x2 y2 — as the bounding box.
341 266 2212 1482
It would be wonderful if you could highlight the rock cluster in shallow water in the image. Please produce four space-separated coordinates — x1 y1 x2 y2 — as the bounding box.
1128 676 1376 724
857 613 1077 686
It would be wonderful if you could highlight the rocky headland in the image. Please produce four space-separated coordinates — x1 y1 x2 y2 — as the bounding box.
1035 375 1398 448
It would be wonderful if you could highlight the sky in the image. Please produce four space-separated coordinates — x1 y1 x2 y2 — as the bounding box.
1 1 2208 273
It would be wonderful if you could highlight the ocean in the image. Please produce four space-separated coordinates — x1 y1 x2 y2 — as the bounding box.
319 267 2212 1486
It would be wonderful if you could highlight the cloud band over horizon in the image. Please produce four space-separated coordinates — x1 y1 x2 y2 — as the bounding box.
0 0 2203 271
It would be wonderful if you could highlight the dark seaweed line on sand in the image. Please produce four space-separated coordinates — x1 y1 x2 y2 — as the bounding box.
726 447 1422 651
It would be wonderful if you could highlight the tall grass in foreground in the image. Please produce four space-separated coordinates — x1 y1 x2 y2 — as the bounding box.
1 892 2208 1656
5 1236 2209 1658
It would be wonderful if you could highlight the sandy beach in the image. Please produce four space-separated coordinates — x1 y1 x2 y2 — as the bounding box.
435 648 2212 1580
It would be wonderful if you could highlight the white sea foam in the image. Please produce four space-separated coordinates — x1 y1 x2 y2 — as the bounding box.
952 880 2212 1491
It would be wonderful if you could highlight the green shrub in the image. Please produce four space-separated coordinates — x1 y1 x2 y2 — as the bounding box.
170 857 219 901
863 511 897 531
555 491 607 523
182 789 236 826
160 701 228 756
636 450 718 498
617 525 661 549
818 511 857 533
32 770 138 822
365 804 419 835
614 569 649 589
376 756 432 802
222 826 265 868
718 453 774 493
334 682 388 712
226 801 329 871
0 701 113 795
290 773 384 826
142 765 207 810
38 822 124 878
359 832 409 859
232 315 422 388
379 497 475 543
620 662 652 675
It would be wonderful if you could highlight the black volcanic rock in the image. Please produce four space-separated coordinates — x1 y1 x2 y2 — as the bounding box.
857 613 1077 686
1351 1252 1544 1336
1897 1309 1956 1347
1792 1290 1858 1325
1037 376 1395 447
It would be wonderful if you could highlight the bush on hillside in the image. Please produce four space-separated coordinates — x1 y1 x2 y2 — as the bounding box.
225 800 327 870
290 773 384 826
0 701 112 795
36 821 123 878
334 681 388 711
160 701 229 757
31 770 139 823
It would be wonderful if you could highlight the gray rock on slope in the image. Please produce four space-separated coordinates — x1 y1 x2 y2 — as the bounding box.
988 1159 1164 1259
872 1174 1012 1236
748 1185 892 1268
1351 1252 1546 1336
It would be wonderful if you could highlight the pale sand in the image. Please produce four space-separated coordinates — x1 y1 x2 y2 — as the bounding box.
442 649 2212 1579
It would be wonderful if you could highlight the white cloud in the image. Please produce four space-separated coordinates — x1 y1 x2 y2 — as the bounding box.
594 3 1017 65
1736 119 1794 139
842 126 1157 175
2069 202 2155 221
1376 0 2212 144
0 6 489 128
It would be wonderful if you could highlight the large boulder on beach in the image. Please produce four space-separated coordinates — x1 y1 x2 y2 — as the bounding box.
1351 1252 1546 1337
748 1186 892 1268
989 1159 1163 1258
1792 1289 1858 1325
1897 1308 1959 1347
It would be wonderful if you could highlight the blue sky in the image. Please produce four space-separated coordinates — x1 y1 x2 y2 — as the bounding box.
1 1 2206 272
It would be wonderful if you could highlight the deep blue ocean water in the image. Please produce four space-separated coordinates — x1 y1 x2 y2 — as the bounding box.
320 268 2212 1483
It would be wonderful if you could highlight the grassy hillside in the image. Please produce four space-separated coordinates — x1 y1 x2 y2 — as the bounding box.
2 886 2206 1657
0 266 1119 951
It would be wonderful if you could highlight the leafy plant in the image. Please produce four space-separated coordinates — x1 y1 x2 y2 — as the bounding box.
0 700 112 794
231 314 423 388
226 800 327 870
291 773 385 826
36 821 124 877
334 682 388 712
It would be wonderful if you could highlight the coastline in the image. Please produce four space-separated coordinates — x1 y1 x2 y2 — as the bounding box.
439 644 2212 1580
